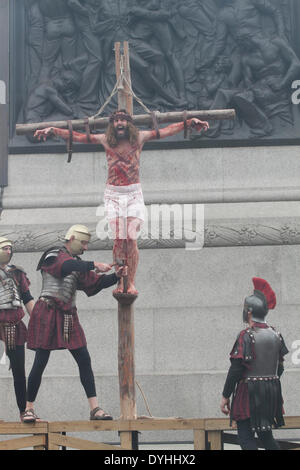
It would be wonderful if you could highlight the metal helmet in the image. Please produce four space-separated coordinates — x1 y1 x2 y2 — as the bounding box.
64 225 91 255
0 236 13 264
243 277 276 323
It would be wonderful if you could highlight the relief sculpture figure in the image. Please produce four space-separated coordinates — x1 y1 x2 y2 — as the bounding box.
38 0 77 80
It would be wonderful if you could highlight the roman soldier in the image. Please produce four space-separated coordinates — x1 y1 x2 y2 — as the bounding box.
221 277 289 450
0 236 35 422
25 224 126 422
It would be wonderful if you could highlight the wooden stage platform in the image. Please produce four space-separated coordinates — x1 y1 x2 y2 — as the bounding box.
0 417 299 450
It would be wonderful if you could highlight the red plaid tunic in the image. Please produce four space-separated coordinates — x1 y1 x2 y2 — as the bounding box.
27 250 117 351
0 268 31 347
229 328 252 421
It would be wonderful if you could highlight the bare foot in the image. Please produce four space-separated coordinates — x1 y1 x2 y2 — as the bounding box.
113 285 124 295
127 284 138 296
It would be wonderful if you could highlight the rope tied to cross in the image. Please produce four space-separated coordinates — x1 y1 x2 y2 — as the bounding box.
89 53 152 120
65 44 155 163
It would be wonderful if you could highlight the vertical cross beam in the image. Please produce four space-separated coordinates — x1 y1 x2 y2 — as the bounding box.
114 293 137 421
114 42 133 114
113 43 137 449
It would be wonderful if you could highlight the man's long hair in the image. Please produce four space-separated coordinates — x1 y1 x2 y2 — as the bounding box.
106 116 139 148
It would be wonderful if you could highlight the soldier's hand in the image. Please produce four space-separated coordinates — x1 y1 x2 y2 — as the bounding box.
34 127 55 141
116 265 128 278
220 396 231 416
190 118 209 132
94 262 112 273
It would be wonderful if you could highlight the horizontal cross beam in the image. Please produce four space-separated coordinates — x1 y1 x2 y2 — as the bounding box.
15 109 235 135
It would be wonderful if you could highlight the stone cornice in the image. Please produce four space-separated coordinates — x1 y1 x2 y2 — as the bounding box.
0 220 299 252
3 188 300 209
1 201 300 251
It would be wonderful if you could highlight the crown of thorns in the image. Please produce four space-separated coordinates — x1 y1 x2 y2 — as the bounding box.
109 111 133 123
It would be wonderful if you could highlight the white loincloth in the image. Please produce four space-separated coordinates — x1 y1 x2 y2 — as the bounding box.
104 183 146 222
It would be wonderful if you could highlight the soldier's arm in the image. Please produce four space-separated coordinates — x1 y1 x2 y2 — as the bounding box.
60 259 112 277
24 299 35 316
222 358 245 399
220 358 245 416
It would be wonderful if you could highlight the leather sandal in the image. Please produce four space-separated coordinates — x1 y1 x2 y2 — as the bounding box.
20 409 38 424
90 407 113 421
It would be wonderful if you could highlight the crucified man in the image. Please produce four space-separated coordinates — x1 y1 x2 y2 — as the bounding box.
34 110 209 295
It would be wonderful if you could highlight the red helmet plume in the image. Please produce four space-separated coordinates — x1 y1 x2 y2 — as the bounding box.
252 277 276 310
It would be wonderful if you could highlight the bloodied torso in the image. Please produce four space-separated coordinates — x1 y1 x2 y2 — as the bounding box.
104 141 142 186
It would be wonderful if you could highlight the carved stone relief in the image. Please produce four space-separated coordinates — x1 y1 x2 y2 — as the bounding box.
10 0 300 147
2 220 300 252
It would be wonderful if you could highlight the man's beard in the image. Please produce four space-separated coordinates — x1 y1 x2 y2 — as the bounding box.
115 125 129 141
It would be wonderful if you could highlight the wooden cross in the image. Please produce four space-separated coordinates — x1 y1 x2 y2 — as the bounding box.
113 42 137 429
114 42 133 115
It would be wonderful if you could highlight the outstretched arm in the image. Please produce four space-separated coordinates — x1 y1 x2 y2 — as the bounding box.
140 118 209 144
34 127 106 145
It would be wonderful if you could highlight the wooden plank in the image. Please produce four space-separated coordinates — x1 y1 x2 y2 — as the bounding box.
115 42 125 110
0 435 46 450
123 42 133 115
115 41 133 114
204 418 232 431
207 431 222 451
47 435 60 451
48 433 121 451
193 429 205 450
116 294 137 420
48 418 205 433
0 421 48 434
15 109 235 135
124 418 205 431
48 420 122 433
282 416 300 429
120 431 133 450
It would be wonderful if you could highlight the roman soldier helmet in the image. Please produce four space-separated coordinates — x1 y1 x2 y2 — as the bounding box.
0 236 13 264
64 225 91 255
243 277 276 323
